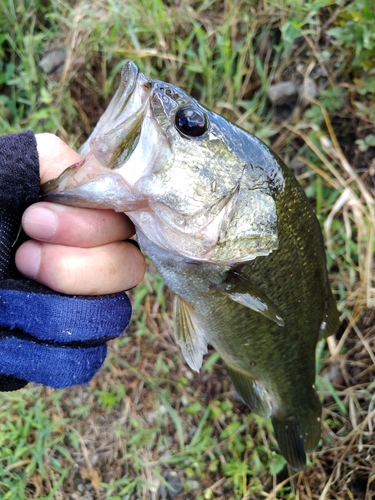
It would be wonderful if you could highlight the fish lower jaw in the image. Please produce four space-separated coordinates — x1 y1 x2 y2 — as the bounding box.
130 213 218 262
133 214 276 265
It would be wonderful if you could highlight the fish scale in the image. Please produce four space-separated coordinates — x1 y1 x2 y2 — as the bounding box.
137 169 324 469
42 61 339 470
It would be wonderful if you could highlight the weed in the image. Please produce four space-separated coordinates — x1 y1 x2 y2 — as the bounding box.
0 0 374 498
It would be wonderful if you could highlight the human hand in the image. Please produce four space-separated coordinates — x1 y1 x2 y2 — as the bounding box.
15 133 145 295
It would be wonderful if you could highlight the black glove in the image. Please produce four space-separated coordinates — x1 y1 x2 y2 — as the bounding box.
0 131 132 390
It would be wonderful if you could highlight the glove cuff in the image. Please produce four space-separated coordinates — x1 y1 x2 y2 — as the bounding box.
0 279 132 388
0 337 108 388
0 279 131 345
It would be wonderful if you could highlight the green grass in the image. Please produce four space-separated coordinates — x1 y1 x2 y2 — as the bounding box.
0 0 374 498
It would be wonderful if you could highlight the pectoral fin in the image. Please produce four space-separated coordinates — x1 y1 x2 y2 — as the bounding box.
226 364 272 418
217 271 284 327
174 296 208 372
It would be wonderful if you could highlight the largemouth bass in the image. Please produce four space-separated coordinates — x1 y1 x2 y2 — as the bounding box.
42 61 338 470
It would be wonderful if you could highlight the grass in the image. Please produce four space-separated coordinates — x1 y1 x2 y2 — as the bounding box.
0 0 374 498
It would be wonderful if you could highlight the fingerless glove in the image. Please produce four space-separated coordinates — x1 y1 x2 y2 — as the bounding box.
0 131 132 390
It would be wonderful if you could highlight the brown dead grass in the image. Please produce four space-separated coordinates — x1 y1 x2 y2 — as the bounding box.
21 0 375 498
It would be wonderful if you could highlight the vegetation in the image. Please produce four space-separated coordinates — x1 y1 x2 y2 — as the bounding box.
0 0 374 498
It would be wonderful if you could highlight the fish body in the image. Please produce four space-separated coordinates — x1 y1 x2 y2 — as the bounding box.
42 61 338 470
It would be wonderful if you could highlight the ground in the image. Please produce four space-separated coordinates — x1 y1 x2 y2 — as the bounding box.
0 1 374 499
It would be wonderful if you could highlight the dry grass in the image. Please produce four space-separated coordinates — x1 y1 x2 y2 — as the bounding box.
0 0 374 498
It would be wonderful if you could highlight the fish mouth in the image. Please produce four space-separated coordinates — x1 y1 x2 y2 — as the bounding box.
41 61 155 211
80 61 153 166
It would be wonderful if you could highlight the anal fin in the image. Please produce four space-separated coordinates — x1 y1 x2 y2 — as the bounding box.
174 296 208 372
226 364 271 418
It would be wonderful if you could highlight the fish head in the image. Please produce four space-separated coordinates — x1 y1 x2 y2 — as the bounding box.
42 61 285 264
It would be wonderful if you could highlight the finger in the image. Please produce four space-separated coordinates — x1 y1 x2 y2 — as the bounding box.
15 240 146 295
35 133 82 182
22 202 136 247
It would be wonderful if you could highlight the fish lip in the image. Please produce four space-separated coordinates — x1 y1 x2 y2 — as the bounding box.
121 61 153 99
120 60 139 90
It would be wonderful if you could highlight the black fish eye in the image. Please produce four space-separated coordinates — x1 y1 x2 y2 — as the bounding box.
175 106 207 137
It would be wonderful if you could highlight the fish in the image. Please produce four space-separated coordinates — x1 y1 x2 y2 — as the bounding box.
42 61 339 470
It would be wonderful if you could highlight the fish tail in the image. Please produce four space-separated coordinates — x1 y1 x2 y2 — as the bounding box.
303 400 322 454
271 415 306 470
272 398 322 471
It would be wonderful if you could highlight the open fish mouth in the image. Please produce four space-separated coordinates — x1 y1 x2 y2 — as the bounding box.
79 61 153 165
42 61 155 211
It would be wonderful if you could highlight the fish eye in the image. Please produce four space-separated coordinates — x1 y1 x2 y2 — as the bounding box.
175 106 207 137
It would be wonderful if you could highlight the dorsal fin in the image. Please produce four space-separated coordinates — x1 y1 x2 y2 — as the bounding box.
173 296 208 372
216 270 284 327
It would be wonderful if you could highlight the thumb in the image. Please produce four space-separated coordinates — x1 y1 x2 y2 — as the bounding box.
35 133 83 184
